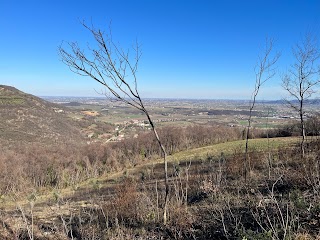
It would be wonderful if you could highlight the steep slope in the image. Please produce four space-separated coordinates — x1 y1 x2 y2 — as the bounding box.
0 85 84 144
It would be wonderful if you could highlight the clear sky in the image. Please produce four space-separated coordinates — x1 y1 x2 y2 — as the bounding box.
1 0 319 99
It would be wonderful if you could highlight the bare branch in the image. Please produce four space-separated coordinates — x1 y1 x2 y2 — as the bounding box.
282 33 320 157
59 21 169 225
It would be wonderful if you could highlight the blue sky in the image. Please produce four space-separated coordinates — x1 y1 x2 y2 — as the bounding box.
0 0 319 99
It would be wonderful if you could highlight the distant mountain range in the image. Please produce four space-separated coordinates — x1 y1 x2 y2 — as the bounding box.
0 85 85 144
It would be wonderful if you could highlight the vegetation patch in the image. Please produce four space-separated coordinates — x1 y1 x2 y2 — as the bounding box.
0 96 25 105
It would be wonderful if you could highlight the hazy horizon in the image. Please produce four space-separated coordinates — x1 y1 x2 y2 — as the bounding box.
40 95 320 103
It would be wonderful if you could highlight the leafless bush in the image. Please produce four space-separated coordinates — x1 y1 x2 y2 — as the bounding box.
103 178 155 227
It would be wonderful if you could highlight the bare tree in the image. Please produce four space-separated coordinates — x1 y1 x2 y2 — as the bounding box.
58 22 169 224
282 34 320 157
244 38 280 181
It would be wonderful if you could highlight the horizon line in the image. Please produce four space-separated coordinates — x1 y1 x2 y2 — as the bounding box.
39 95 289 102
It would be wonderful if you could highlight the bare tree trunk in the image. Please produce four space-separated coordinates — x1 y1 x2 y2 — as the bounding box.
300 76 306 158
144 111 169 224
244 38 279 182
300 106 306 158
244 113 252 182
266 107 272 180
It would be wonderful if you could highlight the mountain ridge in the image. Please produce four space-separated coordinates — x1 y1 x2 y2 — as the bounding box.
0 85 85 144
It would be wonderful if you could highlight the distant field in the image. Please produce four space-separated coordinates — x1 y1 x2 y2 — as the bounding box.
56 99 303 128
238 118 284 128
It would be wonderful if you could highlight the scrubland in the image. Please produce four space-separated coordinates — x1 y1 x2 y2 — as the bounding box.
1 121 320 239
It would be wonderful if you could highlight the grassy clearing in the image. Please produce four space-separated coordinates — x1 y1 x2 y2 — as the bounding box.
168 136 299 163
